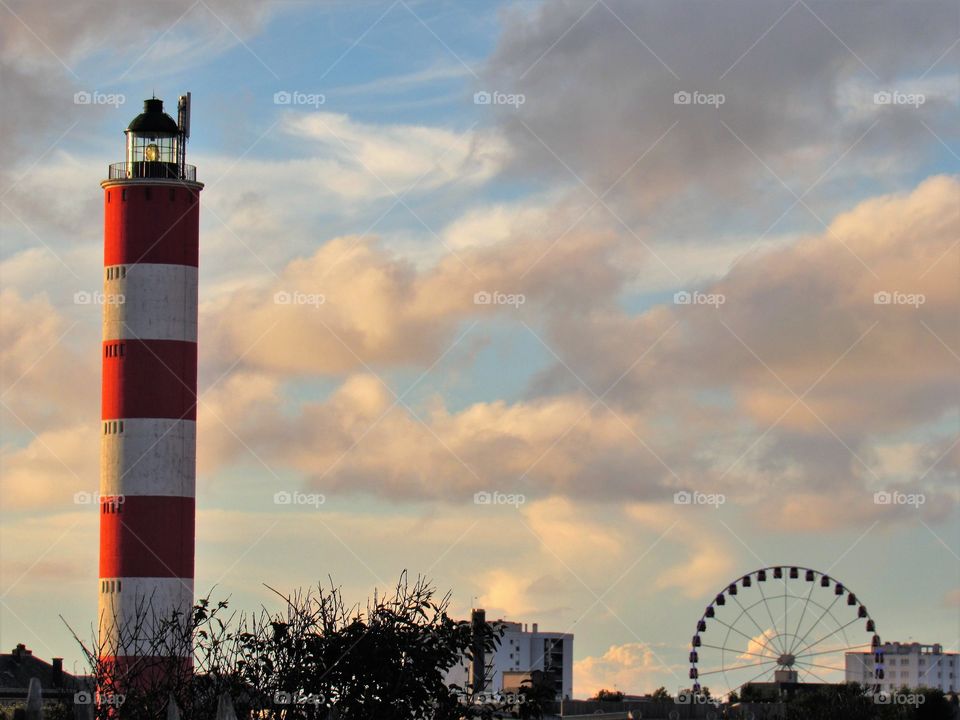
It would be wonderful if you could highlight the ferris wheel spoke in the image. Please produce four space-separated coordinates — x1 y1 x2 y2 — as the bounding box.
794 663 832 685
795 642 873 660
698 657 780 677
793 658 845 674
792 616 862 658
699 643 778 662
710 615 781 659
785 573 818 655
730 661 785 697
784 590 842 657
817 603 854 664
731 591 784 658
782 575 789 659
755 581 787 656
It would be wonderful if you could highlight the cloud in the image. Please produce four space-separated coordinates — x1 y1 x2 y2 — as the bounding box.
282 112 508 198
574 642 677 698
627 505 737 601
196 175 958 521
484 0 958 224
202 205 623 376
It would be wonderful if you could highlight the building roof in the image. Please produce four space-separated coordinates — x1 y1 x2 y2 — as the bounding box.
126 98 180 135
0 645 80 691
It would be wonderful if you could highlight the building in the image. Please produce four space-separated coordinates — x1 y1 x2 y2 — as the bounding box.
448 610 574 700
0 644 83 706
98 95 203 677
846 642 959 693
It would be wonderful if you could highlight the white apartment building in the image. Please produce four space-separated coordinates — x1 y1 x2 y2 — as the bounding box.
846 642 958 693
447 612 574 700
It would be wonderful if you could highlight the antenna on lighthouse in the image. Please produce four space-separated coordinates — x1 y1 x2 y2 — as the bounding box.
177 92 191 140
176 92 191 177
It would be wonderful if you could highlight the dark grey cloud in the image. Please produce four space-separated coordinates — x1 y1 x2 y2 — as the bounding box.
483 0 958 222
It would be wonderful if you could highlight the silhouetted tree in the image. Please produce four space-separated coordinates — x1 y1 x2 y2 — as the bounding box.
70 573 512 719
591 688 624 702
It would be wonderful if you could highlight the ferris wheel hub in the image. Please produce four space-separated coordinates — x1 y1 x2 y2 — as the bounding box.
778 653 795 667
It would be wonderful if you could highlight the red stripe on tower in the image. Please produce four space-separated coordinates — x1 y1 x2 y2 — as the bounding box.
99 94 202 683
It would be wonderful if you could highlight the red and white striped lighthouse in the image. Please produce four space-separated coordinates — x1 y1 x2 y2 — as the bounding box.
98 95 202 676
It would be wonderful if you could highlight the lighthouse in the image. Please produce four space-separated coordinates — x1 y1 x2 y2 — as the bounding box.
99 95 202 678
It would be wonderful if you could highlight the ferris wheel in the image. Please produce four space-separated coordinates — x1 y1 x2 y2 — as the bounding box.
687 566 883 697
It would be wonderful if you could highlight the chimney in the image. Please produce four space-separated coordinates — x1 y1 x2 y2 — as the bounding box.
12 644 32 659
52 658 63 686
532 623 538 633
470 609 486 693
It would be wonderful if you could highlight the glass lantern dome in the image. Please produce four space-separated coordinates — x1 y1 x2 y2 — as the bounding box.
121 98 186 180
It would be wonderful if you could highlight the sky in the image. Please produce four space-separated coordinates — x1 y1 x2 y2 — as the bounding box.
1 0 959 699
